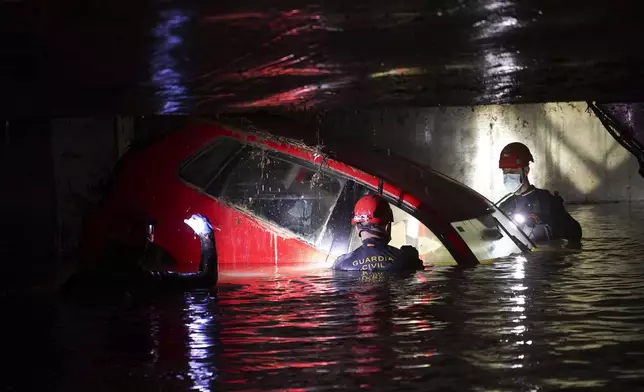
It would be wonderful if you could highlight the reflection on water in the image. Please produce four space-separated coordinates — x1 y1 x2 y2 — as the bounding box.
150 7 191 114
5 203 644 391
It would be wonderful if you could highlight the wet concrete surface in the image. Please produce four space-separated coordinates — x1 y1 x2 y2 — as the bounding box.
2 0 644 115
3 202 644 391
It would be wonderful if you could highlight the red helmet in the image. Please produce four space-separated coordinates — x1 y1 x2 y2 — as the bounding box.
351 194 394 226
499 142 534 169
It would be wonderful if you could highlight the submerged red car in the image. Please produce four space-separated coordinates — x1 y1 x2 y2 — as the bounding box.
79 115 533 284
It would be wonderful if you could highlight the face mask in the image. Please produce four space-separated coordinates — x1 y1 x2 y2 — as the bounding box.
503 173 523 193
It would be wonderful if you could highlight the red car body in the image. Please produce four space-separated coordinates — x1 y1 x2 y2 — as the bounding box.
80 115 531 283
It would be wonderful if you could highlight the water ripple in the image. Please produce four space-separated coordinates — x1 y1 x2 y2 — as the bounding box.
5 203 644 391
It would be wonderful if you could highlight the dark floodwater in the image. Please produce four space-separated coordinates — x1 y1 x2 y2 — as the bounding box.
4 203 644 391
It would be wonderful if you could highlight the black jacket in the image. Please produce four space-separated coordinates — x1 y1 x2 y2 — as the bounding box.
332 238 424 272
499 185 582 244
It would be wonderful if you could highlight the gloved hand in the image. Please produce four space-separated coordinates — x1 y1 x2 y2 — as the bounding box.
401 246 424 270
553 191 564 204
525 214 541 228
565 240 582 250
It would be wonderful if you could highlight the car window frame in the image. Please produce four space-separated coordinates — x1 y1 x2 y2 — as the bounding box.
316 180 366 257
198 141 351 248
176 136 245 192
339 181 451 258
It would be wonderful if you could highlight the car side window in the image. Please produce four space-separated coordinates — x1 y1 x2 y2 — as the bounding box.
218 147 346 244
178 137 243 190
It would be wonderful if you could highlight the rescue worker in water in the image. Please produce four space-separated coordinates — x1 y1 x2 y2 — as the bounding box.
332 194 424 272
498 142 582 246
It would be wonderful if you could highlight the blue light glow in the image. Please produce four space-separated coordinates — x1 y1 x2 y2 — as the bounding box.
150 9 190 114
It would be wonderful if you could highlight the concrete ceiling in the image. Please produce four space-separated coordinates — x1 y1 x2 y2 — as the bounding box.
2 0 644 115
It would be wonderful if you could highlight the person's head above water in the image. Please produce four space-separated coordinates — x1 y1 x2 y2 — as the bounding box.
499 142 534 195
351 194 394 242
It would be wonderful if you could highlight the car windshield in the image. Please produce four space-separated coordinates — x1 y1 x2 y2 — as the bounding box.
338 153 533 263
449 207 528 262
349 149 533 261
391 203 527 265
346 185 530 265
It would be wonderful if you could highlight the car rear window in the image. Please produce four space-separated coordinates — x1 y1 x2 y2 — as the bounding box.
178 137 242 189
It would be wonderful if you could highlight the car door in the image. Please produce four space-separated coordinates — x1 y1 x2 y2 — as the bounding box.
181 137 350 271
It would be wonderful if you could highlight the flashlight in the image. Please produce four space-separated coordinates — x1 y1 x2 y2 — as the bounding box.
147 222 155 242
184 214 213 236
513 213 526 224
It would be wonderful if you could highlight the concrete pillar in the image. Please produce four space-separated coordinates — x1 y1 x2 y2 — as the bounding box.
50 118 121 261
115 115 134 159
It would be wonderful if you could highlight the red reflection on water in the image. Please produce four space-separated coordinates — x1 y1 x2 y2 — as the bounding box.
347 288 389 376
236 360 338 372
350 366 381 375
205 8 323 33
149 274 438 387
221 54 333 80
355 290 378 335
230 78 350 109
204 7 338 110
230 84 322 109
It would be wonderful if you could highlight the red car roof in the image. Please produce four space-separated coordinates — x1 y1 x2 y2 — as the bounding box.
199 114 493 223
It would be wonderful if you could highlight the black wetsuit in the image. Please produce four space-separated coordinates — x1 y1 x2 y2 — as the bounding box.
332 238 424 272
499 185 582 244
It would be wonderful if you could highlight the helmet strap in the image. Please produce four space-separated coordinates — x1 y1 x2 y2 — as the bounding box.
515 167 531 194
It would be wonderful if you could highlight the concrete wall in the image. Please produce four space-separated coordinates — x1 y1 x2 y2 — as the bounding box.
319 102 644 203
50 118 124 260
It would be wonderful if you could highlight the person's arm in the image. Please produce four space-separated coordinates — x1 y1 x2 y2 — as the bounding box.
400 246 425 270
332 253 350 270
548 192 582 243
